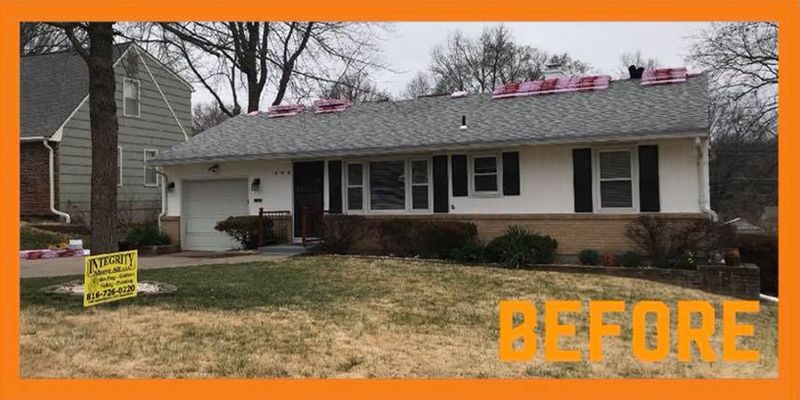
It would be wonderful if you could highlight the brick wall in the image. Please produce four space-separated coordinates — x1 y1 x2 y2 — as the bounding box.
20 142 56 217
161 216 180 246
351 213 708 256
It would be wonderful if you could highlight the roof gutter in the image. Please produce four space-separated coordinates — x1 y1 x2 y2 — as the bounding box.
41 140 71 223
151 130 709 166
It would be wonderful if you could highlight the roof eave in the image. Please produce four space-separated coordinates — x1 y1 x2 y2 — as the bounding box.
152 129 709 166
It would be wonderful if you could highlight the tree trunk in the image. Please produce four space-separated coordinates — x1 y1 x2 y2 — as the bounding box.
86 23 119 254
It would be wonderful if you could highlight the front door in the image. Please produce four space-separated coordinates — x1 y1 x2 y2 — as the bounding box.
293 161 324 238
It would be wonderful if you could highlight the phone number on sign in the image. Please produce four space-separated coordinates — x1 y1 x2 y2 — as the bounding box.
85 284 137 302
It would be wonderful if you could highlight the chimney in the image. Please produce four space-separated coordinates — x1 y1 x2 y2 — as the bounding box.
628 65 645 79
543 62 565 79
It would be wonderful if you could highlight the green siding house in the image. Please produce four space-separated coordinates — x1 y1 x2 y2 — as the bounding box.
20 43 193 224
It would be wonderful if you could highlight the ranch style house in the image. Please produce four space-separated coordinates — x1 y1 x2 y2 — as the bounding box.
153 67 712 256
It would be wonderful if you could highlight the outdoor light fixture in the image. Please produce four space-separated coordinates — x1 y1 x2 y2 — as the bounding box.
208 164 219 173
166 182 175 192
251 178 261 192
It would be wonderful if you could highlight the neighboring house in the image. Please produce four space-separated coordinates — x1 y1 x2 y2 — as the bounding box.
154 68 712 255
20 43 192 224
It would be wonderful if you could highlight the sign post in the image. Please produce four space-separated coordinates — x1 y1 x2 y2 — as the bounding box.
83 250 138 307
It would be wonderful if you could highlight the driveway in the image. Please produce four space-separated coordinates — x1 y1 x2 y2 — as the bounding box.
20 252 289 279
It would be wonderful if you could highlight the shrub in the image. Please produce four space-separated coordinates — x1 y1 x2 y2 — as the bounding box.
124 223 171 247
618 251 641 268
485 225 558 268
451 238 486 263
320 215 369 254
214 216 273 250
376 219 477 258
578 249 601 266
624 216 727 269
736 233 777 296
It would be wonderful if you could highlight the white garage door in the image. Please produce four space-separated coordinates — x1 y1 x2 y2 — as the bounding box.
183 179 249 251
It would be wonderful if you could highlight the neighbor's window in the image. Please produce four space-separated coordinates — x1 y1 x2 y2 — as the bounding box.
472 155 498 193
144 149 159 187
599 150 633 208
346 163 364 211
411 160 430 210
117 146 123 187
369 160 405 210
123 78 140 117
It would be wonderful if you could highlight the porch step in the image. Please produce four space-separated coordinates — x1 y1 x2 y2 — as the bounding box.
257 243 317 256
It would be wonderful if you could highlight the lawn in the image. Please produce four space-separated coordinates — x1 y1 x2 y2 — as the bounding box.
20 226 67 250
20 256 777 378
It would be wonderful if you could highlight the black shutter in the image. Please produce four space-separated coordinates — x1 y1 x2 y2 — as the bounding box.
573 148 593 212
638 145 660 212
451 155 468 197
433 155 449 213
327 160 342 214
502 152 520 196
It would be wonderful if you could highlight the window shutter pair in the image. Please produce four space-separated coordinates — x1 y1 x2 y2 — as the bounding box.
571 145 660 212
450 152 521 197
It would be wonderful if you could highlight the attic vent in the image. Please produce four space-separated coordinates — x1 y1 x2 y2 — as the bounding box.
267 104 304 118
492 75 611 99
641 67 688 86
313 99 352 114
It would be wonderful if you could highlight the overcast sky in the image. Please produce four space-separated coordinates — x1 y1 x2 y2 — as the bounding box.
192 22 712 106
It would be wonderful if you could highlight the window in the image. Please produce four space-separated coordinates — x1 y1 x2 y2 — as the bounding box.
410 160 430 210
117 146 123 187
472 155 498 193
123 78 140 117
598 150 634 208
144 149 159 187
369 160 405 210
346 163 364 211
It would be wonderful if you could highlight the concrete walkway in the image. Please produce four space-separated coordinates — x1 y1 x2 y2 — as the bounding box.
20 252 290 279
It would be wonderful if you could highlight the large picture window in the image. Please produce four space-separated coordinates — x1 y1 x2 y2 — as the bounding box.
410 160 430 210
472 155 498 193
369 160 406 210
346 163 364 210
599 150 633 208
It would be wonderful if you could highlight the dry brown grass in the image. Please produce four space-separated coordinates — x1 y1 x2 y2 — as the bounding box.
20 256 777 378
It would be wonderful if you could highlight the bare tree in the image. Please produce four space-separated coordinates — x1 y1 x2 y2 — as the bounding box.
688 22 778 222
124 22 386 118
427 25 589 94
192 103 230 134
618 50 661 78
402 71 435 99
320 70 391 103
20 22 73 55
688 22 778 138
47 22 119 254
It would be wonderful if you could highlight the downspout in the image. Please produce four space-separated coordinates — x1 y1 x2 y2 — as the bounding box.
41 140 71 223
155 170 169 231
695 137 718 222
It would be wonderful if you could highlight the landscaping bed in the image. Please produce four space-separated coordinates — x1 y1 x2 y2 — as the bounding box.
20 256 777 378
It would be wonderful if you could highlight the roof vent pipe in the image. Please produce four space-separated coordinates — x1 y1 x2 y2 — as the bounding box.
460 115 467 130
543 62 565 79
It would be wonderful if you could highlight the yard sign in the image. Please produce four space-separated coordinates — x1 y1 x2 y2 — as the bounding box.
83 250 138 307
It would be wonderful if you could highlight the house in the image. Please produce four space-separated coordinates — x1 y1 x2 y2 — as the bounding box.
153 68 712 255
20 43 193 224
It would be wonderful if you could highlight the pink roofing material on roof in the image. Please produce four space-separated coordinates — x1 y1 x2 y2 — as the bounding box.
492 75 611 99
313 99 352 114
641 68 688 86
267 104 305 118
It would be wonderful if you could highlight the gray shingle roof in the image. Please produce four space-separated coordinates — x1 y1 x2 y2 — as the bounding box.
20 43 132 138
156 74 709 164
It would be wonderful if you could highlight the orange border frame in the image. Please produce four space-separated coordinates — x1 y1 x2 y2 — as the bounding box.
1 1 797 399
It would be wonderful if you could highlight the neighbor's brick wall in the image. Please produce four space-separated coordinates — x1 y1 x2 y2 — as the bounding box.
20 142 57 218
161 216 180 246
353 213 709 256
